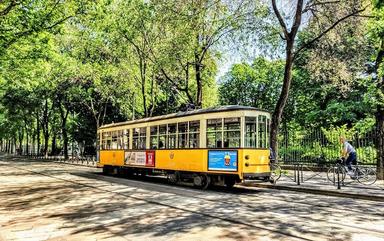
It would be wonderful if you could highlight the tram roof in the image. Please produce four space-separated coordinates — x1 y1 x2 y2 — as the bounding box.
99 105 268 130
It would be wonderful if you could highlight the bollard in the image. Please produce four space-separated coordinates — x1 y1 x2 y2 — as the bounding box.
337 166 341 189
301 164 304 183
297 165 300 185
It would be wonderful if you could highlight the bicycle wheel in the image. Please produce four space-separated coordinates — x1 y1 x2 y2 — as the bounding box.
270 163 282 181
357 167 377 185
327 165 346 184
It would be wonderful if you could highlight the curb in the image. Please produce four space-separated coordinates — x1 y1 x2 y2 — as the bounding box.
244 183 384 202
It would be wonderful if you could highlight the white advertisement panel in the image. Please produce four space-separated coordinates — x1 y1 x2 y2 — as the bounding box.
125 151 146 166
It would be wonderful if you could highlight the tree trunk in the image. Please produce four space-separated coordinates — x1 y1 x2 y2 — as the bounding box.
42 99 49 157
36 111 41 155
18 129 23 155
270 40 295 156
52 132 56 155
376 110 384 180
13 137 16 154
375 41 384 180
6 139 10 153
140 58 148 117
59 105 69 159
194 51 203 108
26 128 29 155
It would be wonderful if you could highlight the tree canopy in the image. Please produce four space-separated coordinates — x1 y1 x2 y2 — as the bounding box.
0 0 383 177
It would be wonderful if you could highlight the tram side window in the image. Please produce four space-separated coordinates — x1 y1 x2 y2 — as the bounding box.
111 131 118 149
159 125 167 149
150 126 159 149
102 132 111 150
178 122 188 148
245 117 257 148
167 124 177 149
139 127 146 149
132 128 146 149
224 118 240 147
258 115 267 148
123 129 129 149
207 118 223 148
117 130 124 149
188 121 200 148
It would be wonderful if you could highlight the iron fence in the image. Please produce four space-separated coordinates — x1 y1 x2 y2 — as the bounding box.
279 128 377 165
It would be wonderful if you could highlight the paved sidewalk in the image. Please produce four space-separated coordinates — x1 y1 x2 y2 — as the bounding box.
245 169 384 201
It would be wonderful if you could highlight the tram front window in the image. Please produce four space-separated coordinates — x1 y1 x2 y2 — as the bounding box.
258 115 267 148
245 117 257 148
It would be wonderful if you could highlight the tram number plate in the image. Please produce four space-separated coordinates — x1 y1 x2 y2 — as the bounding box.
208 150 237 172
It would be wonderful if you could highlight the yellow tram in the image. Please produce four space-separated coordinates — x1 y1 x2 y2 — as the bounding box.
97 105 272 188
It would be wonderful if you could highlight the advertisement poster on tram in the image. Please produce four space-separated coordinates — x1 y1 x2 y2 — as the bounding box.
125 151 146 166
208 150 237 171
124 151 155 167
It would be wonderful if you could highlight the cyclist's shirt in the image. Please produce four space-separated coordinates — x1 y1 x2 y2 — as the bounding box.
343 141 356 154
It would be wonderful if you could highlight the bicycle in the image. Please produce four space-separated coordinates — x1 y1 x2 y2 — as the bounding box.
327 158 377 185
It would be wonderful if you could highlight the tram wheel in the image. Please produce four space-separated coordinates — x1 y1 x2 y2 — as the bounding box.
167 172 179 184
194 174 210 189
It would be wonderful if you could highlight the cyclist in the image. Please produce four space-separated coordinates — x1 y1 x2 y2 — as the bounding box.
339 136 357 176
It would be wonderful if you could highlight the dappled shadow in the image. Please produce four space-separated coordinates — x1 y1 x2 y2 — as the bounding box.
1 156 383 240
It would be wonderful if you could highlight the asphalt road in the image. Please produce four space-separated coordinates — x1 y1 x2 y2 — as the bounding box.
0 156 383 241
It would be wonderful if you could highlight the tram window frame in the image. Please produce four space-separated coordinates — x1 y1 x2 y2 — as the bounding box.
245 117 257 148
102 132 111 150
132 127 146 149
178 122 188 148
123 129 129 149
117 130 124 149
188 121 200 148
111 131 118 149
132 128 139 149
258 115 267 148
167 123 177 149
159 125 167 149
207 118 223 148
223 117 240 148
139 127 147 149
150 126 159 149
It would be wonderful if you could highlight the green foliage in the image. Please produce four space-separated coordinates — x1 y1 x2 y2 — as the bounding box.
218 57 283 111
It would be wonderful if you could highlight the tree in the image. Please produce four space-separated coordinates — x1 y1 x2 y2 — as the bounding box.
0 0 87 56
368 0 384 179
219 57 283 111
269 0 368 154
154 0 261 108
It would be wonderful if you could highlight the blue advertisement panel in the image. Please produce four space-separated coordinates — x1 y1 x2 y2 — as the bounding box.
208 150 238 172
